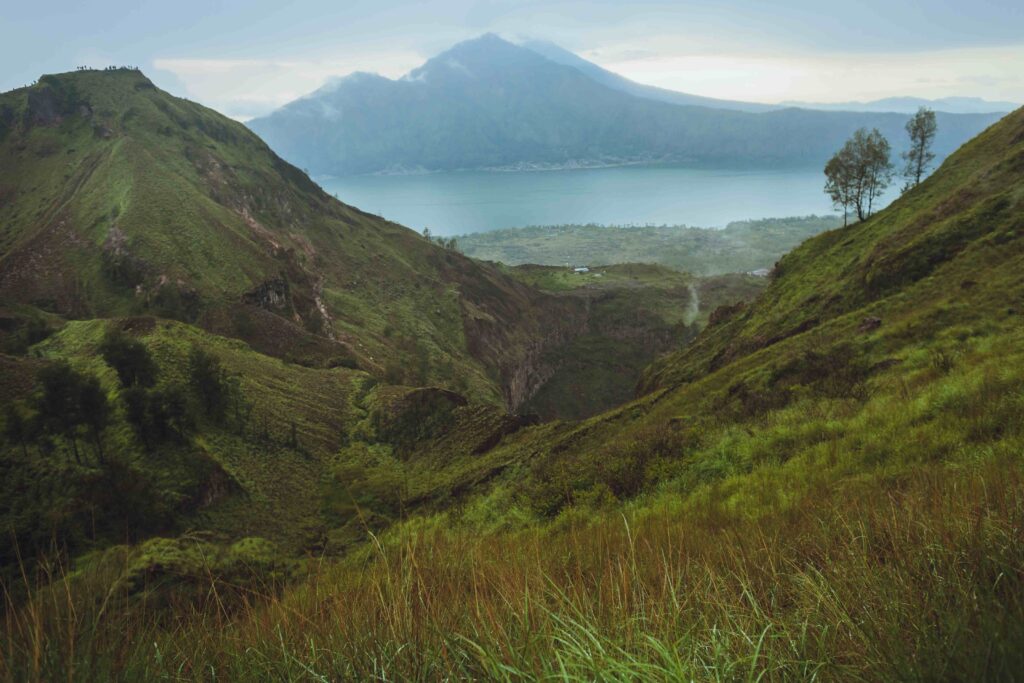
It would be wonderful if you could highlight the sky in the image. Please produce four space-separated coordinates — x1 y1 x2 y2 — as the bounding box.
3 0 1022 121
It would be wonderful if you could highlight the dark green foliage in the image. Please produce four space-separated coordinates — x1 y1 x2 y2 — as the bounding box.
34 362 89 461
523 423 685 516
323 443 407 521
99 329 158 387
188 346 231 421
101 249 148 288
123 385 191 446
770 342 872 400
3 404 29 457
369 388 466 453
78 375 110 461
1 315 53 354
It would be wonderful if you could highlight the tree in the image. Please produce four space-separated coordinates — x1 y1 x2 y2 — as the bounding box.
123 384 192 447
859 128 894 218
122 386 151 444
99 329 158 387
33 363 110 464
824 144 856 227
188 346 231 421
35 363 86 462
902 107 937 190
3 404 29 457
823 128 894 224
78 376 110 462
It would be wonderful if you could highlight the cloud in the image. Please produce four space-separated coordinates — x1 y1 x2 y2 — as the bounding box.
149 38 1024 121
600 43 1024 104
151 53 420 120
586 47 658 62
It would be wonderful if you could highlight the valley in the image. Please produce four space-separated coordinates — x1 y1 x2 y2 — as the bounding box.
1 29 1022 681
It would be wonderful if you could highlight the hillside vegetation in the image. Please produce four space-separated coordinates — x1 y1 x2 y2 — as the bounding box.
1 67 1022 680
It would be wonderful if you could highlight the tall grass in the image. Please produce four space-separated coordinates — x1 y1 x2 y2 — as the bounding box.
4 451 1023 681
4 326 1024 681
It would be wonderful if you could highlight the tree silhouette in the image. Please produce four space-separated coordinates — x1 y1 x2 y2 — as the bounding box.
902 107 937 190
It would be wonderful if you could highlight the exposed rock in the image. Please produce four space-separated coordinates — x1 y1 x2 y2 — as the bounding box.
243 277 291 311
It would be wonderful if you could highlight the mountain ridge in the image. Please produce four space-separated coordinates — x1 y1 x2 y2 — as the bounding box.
782 95 1019 114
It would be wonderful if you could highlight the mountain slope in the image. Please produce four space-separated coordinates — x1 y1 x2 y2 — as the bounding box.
0 68 656 410
248 34 1004 175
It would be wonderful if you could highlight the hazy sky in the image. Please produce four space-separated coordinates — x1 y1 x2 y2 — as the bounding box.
3 0 1022 120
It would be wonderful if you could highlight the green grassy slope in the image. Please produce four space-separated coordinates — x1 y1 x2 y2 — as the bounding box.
0 314 537 585
0 69 582 408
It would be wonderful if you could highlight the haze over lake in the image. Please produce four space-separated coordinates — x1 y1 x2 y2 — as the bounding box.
318 166 897 236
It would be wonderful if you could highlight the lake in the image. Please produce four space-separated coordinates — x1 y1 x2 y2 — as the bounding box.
318 166 898 237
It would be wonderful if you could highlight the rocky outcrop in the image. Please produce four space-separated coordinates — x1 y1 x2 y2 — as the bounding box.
243 277 291 311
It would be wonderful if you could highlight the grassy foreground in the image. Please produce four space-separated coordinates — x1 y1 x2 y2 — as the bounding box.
3 321 1023 681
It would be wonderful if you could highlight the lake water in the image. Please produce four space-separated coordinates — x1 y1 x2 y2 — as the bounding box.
318 166 897 237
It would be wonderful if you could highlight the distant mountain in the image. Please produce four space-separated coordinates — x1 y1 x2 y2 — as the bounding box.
248 34 1006 176
782 96 1019 114
519 40 776 113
